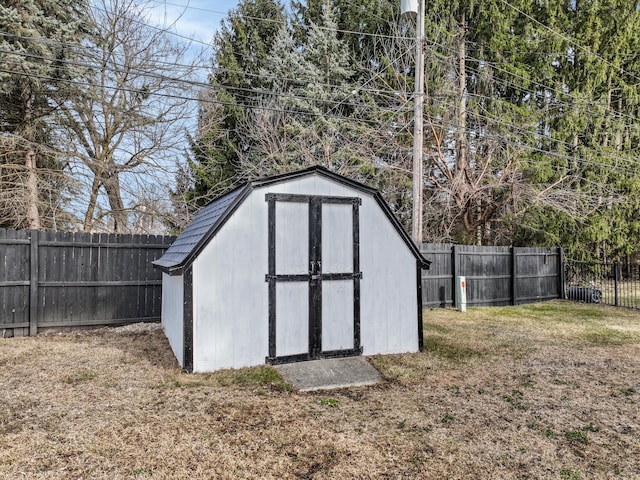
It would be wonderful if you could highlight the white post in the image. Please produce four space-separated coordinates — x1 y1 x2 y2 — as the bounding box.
411 0 425 244
456 276 467 312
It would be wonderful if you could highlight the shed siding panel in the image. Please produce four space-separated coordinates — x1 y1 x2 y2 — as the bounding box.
322 280 354 351
275 202 308 275
162 273 184 367
192 190 269 372
322 203 353 273
359 195 418 355
275 282 310 356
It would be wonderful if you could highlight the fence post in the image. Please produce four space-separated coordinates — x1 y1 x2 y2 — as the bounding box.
511 247 517 305
29 230 39 336
451 245 458 308
614 262 619 307
558 247 565 300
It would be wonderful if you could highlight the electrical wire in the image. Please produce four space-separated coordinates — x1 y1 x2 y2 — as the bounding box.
2 4 638 179
497 0 640 85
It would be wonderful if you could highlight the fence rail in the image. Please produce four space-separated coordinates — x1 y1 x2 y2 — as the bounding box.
564 260 640 309
421 244 563 308
1 231 566 335
0 229 174 337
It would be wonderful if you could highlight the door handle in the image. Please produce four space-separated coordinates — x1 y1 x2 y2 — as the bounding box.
310 261 321 277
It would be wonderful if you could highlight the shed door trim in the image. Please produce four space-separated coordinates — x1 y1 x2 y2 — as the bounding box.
265 193 362 364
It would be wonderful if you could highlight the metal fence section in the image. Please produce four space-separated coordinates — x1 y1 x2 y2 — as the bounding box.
421 244 563 308
0 229 174 337
564 259 640 309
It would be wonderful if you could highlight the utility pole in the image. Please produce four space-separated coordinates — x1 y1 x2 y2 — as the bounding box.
402 0 425 244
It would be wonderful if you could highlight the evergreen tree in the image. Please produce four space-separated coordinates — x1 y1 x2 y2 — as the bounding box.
292 0 395 60
514 0 640 261
0 0 87 229
183 0 286 209
241 1 367 178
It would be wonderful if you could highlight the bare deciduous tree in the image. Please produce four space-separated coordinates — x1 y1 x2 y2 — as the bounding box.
57 0 199 233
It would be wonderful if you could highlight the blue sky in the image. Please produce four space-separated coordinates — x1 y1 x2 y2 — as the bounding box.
147 1 240 45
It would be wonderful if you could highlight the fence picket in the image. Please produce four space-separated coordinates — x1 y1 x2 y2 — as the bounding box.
0 228 174 337
565 259 640 310
421 244 562 308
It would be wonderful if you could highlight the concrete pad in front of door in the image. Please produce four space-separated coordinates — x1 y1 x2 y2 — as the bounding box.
275 356 383 391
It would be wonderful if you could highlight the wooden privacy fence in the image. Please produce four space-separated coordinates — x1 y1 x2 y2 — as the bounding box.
421 244 563 308
0 229 174 337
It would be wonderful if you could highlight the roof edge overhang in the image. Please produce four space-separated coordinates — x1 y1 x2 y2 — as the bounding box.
153 262 184 276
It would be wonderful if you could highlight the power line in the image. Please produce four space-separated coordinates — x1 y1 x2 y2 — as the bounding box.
4 51 636 178
159 1 415 42
0 47 418 124
2 7 638 178
4 4 638 127
422 39 640 125
0 31 413 101
497 0 640 85
0 67 411 128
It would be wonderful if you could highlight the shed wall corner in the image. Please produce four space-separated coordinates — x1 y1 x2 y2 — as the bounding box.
162 272 184 367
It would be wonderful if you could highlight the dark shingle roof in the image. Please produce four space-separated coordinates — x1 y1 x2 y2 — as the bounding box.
152 185 248 272
153 166 429 274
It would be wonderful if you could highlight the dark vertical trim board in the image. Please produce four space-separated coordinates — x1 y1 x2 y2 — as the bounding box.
510 247 517 306
266 195 277 360
558 247 565 300
310 197 322 357
183 267 194 373
451 245 458 308
417 259 424 351
352 199 361 352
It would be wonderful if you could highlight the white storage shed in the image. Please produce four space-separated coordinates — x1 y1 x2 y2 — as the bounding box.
153 167 430 372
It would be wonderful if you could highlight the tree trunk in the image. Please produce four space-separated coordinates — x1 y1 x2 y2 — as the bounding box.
455 11 467 177
23 95 40 230
83 176 102 231
25 148 40 230
102 172 127 232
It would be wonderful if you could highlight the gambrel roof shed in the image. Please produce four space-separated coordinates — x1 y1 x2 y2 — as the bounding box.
154 166 430 373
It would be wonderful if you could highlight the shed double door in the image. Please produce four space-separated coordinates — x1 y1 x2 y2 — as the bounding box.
266 193 362 364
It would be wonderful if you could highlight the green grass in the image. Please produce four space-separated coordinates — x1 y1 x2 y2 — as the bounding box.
560 467 581 480
162 366 292 392
317 397 339 407
564 429 589 445
63 370 97 385
422 336 483 362
583 325 638 346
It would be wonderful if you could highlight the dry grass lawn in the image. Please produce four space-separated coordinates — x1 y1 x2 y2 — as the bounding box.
1 300 639 479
